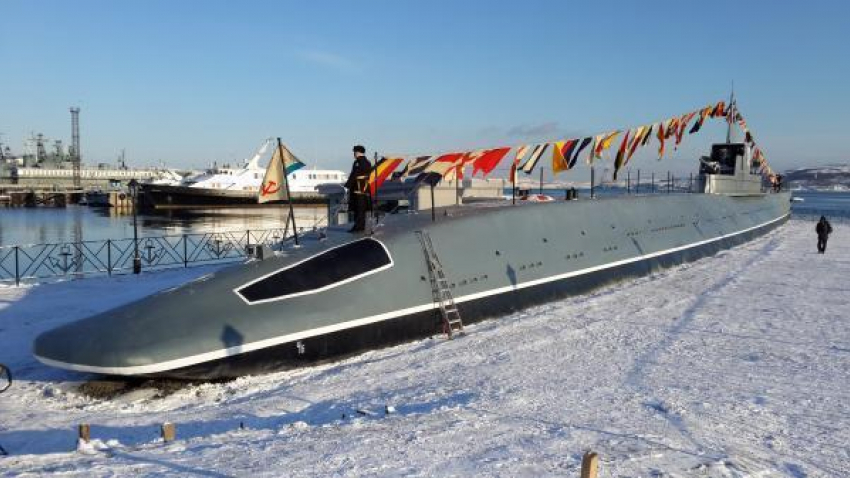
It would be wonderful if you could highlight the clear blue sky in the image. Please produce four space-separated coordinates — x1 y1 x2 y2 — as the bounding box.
2 0 848 176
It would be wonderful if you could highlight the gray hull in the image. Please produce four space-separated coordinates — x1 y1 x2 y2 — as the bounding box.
34 191 791 379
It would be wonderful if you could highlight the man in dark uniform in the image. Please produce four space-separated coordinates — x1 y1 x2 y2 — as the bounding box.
816 216 833 254
345 145 372 232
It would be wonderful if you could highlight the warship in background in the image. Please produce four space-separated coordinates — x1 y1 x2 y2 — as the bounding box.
0 133 174 189
138 138 346 209
1 107 184 197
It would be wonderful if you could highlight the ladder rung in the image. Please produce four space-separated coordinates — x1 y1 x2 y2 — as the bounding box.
417 230 464 338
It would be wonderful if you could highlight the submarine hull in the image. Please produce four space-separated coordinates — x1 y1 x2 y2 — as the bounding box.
34 192 791 380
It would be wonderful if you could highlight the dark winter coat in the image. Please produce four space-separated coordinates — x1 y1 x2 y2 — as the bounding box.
816 219 833 239
345 155 372 195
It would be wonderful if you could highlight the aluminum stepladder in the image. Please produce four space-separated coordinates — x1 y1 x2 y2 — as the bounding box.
415 230 464 338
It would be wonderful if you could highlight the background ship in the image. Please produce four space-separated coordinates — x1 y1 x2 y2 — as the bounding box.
139 138 346 209
0 132 175 189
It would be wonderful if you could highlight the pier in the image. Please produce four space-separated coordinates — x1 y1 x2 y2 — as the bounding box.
0 186 134 208
0 186 83 207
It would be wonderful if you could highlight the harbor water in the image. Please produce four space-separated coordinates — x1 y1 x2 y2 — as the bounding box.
0 205 328 246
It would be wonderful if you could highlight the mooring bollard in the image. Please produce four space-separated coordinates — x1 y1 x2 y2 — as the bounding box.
580 451 599 478
161 422 176 442
78 424 91 443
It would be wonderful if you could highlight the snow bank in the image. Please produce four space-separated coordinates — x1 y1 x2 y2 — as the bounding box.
0 220 847 476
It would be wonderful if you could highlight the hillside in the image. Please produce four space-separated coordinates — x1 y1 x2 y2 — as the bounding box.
783 164 850 191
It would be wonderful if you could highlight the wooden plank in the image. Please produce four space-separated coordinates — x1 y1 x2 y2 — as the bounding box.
78 424 90 443
161 422 176 442
580 451 598 478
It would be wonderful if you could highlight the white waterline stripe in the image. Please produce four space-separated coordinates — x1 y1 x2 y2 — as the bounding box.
34 213 789 375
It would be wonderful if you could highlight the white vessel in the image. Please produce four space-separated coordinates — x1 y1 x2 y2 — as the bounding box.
140 139 346 209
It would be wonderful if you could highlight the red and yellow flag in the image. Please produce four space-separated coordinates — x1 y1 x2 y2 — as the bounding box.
689 106 712 134
656 122 666 160
551 140 577 174
626 126 647 162
711 101 726 118
676 112 696 146
368 157 403 195
665 118 678 140
593 131 620 161
613 129 631 180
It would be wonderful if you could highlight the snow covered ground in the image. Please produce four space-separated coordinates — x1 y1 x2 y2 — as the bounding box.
0 219 847 477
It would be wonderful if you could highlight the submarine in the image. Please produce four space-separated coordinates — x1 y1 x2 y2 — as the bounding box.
33 140 790 379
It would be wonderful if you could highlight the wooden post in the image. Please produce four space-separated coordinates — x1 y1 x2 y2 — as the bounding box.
78 424 90 443
161 422 176 442
580 451 599 478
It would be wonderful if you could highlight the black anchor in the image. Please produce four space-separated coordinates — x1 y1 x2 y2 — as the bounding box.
142 238 164 265
50 244 79 274
206 234 233 258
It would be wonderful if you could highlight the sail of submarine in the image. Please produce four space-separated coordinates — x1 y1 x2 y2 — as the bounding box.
33 140 790 379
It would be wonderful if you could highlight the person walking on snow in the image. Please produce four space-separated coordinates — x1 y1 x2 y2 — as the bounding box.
816 216 832 254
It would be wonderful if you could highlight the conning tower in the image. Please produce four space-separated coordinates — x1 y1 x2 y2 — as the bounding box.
697 141 763 195
697 91 763 195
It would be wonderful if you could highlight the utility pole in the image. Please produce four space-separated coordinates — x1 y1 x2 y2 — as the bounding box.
70 107 81 190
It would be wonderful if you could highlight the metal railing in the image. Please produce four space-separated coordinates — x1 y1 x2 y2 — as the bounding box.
791 208 850 223
0 227 301 285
